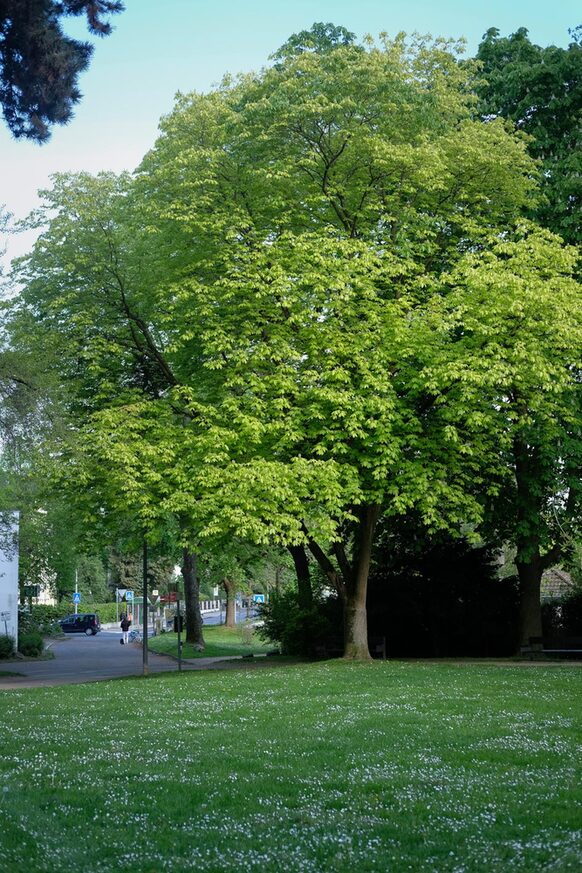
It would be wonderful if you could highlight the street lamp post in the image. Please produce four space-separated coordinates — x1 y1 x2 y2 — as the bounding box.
142 538 149 676
176 585 182 673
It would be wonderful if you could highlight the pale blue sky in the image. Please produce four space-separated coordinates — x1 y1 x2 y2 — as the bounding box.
1 0 579 263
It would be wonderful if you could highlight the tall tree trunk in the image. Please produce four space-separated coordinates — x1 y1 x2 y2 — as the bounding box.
222 578 236 628
181 547 204 649
287 543 314 654
287 544 312 609
342 504 380 660
516 553 543 649
513 436 544 651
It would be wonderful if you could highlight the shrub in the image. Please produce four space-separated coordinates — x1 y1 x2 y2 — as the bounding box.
30 604 65 635
367 519 519 657
258 590 340 656
18 607 34 634
239 624 253 646
0 634 15 659
80 602 117 623
542 587 582 637
26 602 118 633
18 631 44 657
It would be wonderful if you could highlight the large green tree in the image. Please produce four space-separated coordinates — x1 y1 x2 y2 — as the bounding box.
7 171 208 642
475 26 582 646
476 26 582 244
12 29 578 662
436 225 582 647
133 32 540 657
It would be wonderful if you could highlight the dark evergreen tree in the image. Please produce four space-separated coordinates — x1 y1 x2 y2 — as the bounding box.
476 26 582 244
0 0 124 142
367 516 519 657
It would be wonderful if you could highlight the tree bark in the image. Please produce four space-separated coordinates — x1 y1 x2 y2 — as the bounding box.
181 547 205 649
287 544 313 609
222 578 236 628
513 436 544 651
287 543 315 654
516 554 543 648
342 504 380 660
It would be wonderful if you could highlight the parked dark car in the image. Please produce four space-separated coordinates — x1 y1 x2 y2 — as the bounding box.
59 613 101 635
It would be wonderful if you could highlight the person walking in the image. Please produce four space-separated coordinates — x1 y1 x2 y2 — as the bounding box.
120 614 131 645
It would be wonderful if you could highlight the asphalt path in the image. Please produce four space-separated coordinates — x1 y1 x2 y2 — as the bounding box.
0 624 238 690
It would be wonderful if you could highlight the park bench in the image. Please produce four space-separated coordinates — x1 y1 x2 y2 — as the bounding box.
521 636 582 659
369 636 387 659
314 643 343 659
542 637 582 658
313 638 387 659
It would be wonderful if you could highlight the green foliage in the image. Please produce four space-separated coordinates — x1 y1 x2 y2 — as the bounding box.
17 631 44 657
29 604 64 634
0 634 14 658
82 602 117 623
76 554 109 601
6 26 581 657
23 603 116 632
11 34 540 547
197 538 288 597
476 26 582 243
258 590 338 655
271 21 358 61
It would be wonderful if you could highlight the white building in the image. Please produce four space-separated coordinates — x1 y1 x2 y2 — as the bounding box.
0 512 19 646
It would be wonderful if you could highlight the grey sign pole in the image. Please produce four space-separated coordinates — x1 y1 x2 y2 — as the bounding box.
176 588 182 673
142 538 149 676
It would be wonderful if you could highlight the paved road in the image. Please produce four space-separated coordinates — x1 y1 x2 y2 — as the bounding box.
0 628 236 689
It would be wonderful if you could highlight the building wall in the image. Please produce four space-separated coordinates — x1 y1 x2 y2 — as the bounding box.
0 512 20 645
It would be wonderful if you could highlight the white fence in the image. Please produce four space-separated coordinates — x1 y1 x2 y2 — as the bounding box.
200 599 221 613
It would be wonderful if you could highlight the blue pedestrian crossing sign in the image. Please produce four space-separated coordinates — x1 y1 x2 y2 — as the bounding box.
72 592 81 604
126 591 134 601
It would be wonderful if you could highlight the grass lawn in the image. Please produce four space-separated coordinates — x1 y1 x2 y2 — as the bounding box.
148 623 272 659
0 662 580 872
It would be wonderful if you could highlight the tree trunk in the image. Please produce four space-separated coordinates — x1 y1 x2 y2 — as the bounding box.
288 543 314 654
513 435 544 652
343 504 380 660
516 555 543 649
222 578 236 628
287 544 313 609
181 547 205 649
343 582 370 659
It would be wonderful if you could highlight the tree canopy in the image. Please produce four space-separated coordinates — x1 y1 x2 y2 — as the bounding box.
476 25 582 244
5 25 582 657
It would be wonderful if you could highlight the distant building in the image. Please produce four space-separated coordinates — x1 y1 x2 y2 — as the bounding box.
541 567 573 600
0 512 20 646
